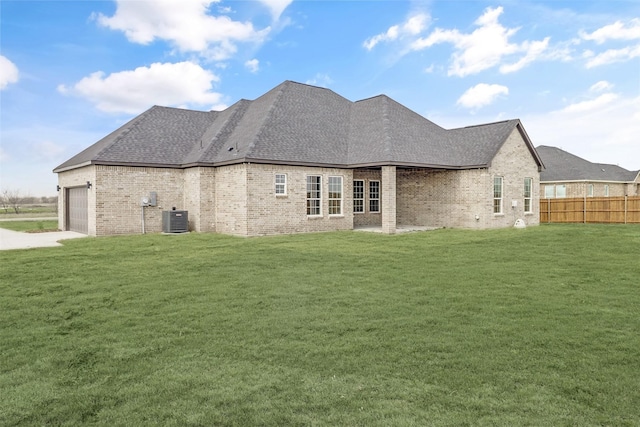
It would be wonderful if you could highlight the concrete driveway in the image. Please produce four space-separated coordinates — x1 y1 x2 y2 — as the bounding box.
0 228 88 250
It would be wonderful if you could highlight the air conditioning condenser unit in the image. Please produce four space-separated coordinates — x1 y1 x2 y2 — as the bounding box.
162 210 188 233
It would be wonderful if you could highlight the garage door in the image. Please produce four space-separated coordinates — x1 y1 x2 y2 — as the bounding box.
67 187 88 234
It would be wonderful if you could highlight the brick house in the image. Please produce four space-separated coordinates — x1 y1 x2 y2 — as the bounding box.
54 81 543 236
537 145 640 199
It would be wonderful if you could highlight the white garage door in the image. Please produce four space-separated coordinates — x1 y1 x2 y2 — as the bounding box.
67 187 88 234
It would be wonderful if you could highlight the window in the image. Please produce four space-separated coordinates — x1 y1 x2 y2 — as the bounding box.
604 185 609 197
523 177 533 213
588 184 594 197
328 176 343 215
369 180 380 213
275 174 287 195
306 175 321 216
493 176 503 214
353 180 364 213
545 185 555 199
556 184 566 198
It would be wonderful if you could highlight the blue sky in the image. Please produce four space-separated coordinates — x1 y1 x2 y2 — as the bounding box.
1 0 639 196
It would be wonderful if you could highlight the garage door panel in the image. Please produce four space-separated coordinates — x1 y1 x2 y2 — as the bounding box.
67 187 88 234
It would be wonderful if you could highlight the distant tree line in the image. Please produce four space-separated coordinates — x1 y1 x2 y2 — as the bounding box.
1 188 58 214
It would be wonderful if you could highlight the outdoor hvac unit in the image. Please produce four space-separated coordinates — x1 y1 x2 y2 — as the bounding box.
162 210 188 233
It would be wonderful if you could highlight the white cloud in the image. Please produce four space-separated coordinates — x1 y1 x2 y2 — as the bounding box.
580 19 640 44
523 94 640 171
590 81 613 93
59 61 225 114
259 0 294 21
585 44 640 68
560 93 619 114
0 55 19 90
34 141 65 161
95 0 270 60
500 38 550 73
245 58 260 73
457 83 508 109
364 13 429 50
411 6 549 77
305 73 333 88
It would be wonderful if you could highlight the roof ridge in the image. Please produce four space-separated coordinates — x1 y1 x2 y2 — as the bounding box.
93 106 158 160
458 118 517 130
382 96 392 160
200 100 250 161
244 81 287 156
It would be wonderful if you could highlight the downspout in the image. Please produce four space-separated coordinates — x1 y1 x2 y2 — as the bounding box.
141 205 146 234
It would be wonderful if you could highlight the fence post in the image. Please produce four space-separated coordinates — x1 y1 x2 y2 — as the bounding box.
625 195 628 224
547 198 551 223
584 194 587 224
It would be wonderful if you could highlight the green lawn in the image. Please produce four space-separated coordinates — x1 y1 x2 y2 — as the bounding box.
1 225 639 426
0 220 58 232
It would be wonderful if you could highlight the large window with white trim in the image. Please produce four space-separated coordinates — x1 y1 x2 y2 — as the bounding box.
369 180 380 213
306 175 321 216
275 173 287 195
328 176 343 215
588 184 594 197
493 176 503 214
604 185 610 197
353 180 364 213
524 177 533 213
556 184 566 198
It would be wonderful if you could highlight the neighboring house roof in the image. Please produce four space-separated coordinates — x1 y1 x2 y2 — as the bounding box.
54 81 542 173
537 145 639 182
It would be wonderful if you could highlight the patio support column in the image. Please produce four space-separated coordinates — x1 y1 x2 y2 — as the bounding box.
381 166 397 234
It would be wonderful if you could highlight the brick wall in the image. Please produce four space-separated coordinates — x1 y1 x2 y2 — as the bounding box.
58 128 540 237
214 164 248 235
94 165 184 235
397 168 489 228
183 167 217 233
486 128 541 228
245 164 353 236
397 128 540 229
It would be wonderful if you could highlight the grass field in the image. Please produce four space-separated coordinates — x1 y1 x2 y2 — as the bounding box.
0 204 57 218
1 225 639 426
0 220 58 232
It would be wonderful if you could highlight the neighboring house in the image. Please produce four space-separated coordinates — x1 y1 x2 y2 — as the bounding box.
537 145 640 199
54 81 543 237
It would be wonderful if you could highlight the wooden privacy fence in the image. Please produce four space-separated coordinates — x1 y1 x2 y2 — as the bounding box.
541 196 640 224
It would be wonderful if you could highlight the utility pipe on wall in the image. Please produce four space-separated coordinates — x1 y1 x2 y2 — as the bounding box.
141 205 146 234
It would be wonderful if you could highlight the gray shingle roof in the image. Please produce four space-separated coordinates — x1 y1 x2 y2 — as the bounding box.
537 145 638 182
54 81 542 172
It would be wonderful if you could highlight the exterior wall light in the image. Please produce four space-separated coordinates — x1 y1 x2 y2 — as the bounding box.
86 181 92 189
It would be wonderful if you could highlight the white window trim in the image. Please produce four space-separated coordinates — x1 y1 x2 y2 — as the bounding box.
524 177 533 214
328 176 343 216
353 179 364 214
306 175 322 217
604 185 610 197
369 180 380 213
493 176 503 215
275 173 287 196
588 184 594 197
556 184 566 199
